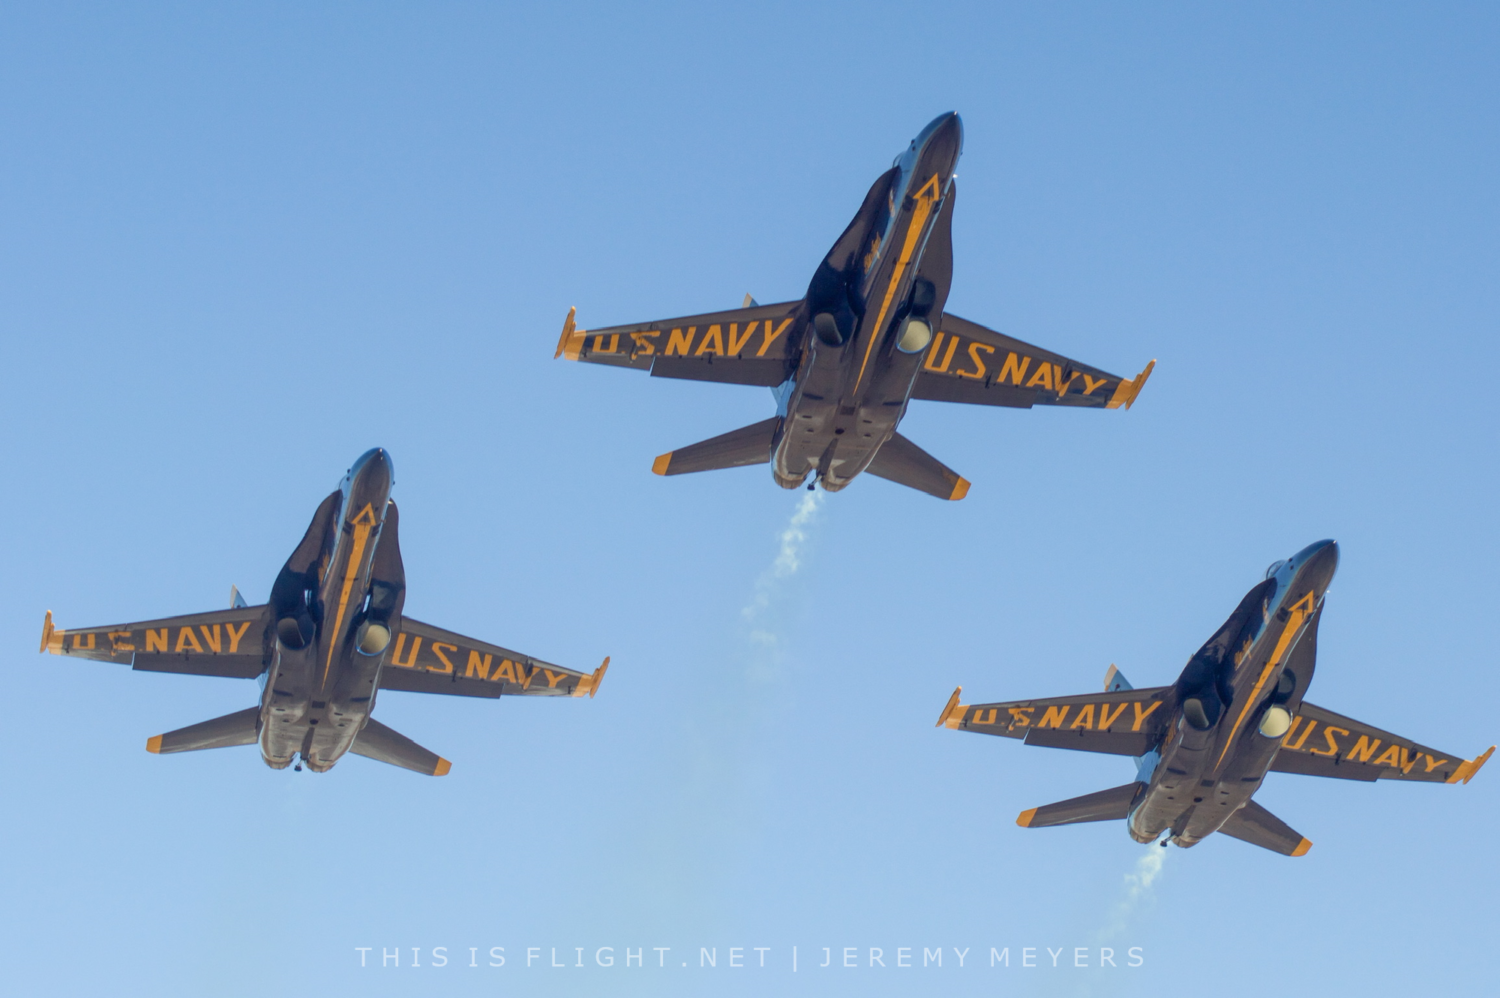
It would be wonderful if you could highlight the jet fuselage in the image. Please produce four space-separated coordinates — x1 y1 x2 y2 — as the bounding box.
1128 540 1339 846
259 448 405 772
773 112 963 491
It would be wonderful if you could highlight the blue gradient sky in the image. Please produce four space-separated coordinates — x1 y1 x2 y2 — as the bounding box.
2 4 1496 996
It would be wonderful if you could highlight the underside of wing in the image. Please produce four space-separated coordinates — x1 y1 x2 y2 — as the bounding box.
913 313 1154 410
554 301 803 387
41 607 271 679
938 685 1175 757
379 616 608 699
1271 701 1493 784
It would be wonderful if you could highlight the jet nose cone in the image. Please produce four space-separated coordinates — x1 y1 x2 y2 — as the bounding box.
920 111 964 164
1292 539 1339 592
349 447 394 493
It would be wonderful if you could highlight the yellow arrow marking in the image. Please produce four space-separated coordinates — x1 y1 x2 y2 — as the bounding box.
321 502 378 690
853 173 942 395
1215 590 1317 771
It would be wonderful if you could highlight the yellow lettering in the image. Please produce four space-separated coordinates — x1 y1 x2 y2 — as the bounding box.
1370 744 1402 769
72 632 96 651
694 324 725 356
998 352 1032 385
955 342 995 380
727 321 758 355
543 669 567 688
756 318 793 357
429 642 457 674
492 659 517 683
923 333 959 373
199 624 222 653
518 662 536 690
1098 703 1129 730
175 627 203 653
108 631 134 652
1053 365 1078 396
1130 701 1163 732
1345 735 1382 763
629 330 659 356
224 620 252 654
591 333 620 355
665 327 696 356
1282 716 1316 751
1081 374 1109 396
1007 706 1034 730
1311 725 1349 757
972 708 999 726
1400 747 1420 774
1025 364 1054 390
465 651 493 680
390 633 422 668
1422 754 1450 773
145 628 169 653
1069 704 1096 730
1036 705 1071 729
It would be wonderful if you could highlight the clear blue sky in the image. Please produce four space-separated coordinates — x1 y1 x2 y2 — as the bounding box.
2 3 1496 996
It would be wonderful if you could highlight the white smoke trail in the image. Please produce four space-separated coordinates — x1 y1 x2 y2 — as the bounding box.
1096 846 1167 942
742 490 824 657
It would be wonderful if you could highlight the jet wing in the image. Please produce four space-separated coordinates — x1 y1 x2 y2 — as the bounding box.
913 313 1154 410
1271 701 1493 784
378 616 608 699
937 685 1175 757
554 300 802 387
40 607 271 679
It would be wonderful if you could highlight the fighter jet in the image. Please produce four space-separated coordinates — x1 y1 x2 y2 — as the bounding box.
40 448 608 776
936 540 1492 854
555 112 1154 500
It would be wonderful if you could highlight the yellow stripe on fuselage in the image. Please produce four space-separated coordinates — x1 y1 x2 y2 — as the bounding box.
853 174 942 396
1214 591 1317 771
321 503 378 690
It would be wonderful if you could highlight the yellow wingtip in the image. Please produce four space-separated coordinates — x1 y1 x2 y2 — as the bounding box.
1459 746 1494 785
554 307 584 360
1017 808 1038 828
936 686 964 728
146 735 163 754
1103 663 1120 691
1106 359 1157 410
40 611 54 654
652 452 672 476
1291 837 1313 857
574 656 611 698
948 477 970 501
433 758 452 777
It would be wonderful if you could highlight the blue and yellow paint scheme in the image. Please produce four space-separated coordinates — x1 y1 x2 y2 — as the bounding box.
938 541 1493 855
556 112 1153 500
41 448 608 776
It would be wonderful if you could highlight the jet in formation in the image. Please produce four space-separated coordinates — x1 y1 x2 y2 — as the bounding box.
41 448 608 776
555 112 1155 500
936 540 1492 854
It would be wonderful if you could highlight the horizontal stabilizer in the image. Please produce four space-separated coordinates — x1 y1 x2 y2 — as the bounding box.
866 432 968 500
147 707 261 755
1219 799 1312 857
653 417 781 476
1017 782 1143 828
350 717 450 776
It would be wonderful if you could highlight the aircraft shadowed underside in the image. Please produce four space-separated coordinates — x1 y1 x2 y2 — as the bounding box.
556 112 1154 500
41 448 608 776
937 541 1492 854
